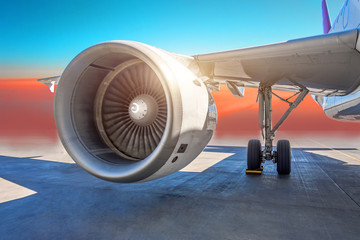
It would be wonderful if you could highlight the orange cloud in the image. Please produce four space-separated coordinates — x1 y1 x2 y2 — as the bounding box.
213 86 360 137
0 78 57 143
0 78 359 143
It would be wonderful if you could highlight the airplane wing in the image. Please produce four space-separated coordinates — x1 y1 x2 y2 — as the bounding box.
194 28 360 96
37 76 60 93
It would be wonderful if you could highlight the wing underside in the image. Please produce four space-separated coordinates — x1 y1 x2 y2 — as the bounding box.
194 29 360 96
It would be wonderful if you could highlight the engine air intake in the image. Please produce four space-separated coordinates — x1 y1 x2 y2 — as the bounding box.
54 41 216 183
95 60 167 160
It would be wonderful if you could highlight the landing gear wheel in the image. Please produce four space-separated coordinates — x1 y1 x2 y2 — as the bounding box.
276 140 291 175
247 139 262 170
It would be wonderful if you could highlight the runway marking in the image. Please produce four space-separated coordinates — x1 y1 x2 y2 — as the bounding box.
311 140 360 162
0 177 37 204
180 152 234 172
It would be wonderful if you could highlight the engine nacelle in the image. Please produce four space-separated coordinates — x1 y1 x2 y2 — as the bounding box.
55 41 217 183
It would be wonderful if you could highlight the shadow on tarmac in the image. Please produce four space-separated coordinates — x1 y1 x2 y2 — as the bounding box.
1 145 360 240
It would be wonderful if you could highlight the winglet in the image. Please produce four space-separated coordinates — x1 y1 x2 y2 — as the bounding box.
322 0 331 33
37 76 60 93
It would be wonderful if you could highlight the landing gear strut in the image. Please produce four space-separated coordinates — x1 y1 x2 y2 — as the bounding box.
247 83 309 175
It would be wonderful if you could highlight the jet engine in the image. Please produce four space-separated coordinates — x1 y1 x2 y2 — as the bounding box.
54 41 217 183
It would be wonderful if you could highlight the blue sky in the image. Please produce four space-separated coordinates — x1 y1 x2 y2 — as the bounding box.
1 0 345 77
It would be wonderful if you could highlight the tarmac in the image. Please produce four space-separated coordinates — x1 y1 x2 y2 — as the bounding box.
1 135 360 240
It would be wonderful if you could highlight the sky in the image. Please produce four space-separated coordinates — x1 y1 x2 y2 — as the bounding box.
1 0 359 142
1 0 345 78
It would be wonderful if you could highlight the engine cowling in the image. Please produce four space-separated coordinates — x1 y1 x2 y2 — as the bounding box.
55 41 217 183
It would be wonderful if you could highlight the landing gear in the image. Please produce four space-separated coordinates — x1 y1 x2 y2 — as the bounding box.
247 82 308 175
247 139 261 170
276 140 291 175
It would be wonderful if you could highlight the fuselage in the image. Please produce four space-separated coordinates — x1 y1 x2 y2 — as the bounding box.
315 0 360 121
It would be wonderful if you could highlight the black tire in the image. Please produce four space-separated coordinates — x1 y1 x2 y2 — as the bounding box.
247 139 262 170
277 140 291 175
